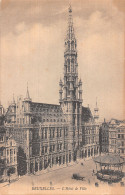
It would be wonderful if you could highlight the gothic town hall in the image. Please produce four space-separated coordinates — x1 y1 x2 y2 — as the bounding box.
4 5 100 175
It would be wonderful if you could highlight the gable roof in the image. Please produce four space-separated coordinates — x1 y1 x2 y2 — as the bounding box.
82 106 93 123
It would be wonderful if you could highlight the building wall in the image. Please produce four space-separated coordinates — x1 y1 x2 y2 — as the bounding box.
99 121 109 153
109 119 120 154
81 123 100 158
0 128 17 182
116 124 125 159
99 119 125 159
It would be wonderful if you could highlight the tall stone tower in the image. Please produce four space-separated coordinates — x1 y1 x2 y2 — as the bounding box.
59 5 83 160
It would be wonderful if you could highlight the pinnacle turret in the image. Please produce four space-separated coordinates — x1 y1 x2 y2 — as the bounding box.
12 93 15 105
94 97 99 123
24 83 32 102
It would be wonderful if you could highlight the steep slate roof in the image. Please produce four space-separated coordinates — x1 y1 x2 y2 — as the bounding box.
0 115 5 126
30 102 65 124
30 102 62 113
0 126 6 133
81 106 93 123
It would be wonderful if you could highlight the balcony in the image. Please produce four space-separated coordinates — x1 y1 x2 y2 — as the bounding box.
64 50 77 56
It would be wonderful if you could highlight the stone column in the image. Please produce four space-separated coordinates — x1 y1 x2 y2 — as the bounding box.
42 158 44 170
4 169 7 180
27 159 30 175
33 158 35 174
38 160 40 172
43 156 45 169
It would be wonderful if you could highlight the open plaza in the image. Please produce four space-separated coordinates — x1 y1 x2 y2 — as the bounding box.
1 158 125 195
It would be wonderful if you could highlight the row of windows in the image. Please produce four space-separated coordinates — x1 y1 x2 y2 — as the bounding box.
17 118 29 124
84 129 98 135
101 131 108 135
42 146 48 154
7 149 16 156
50 145 55 152
31 108 61 113
41 143 68 154
102 138 108 142
11 130 27 140
0 136 4 142
85 126 97 130
110 140 116 144
119 149 125 154
118 141 124 147
118 129 125 133
42 118 66 123
40 128 68 140
118 134 124 139
0 150 4 156
16 116 66 124
7 156 16 164
109 133 116 138
85 137 96 144
57 143 62 151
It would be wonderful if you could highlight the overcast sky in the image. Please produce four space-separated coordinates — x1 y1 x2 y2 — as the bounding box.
0 0 124 121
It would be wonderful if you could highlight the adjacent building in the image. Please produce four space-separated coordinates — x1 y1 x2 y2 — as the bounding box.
99 119 109 153
0 127 17 182
108 119 120 154
116 123 125 159
99 119 125 160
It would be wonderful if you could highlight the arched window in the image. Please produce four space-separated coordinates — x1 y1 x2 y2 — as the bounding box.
68 41 70 50
71 41 74 50
71 58 74 72
67 59 70 72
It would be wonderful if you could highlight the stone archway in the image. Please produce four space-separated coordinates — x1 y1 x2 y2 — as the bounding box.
59 156 61 165
73 150 77 161
39 160 42 170
30 162 34 174
85 150 87 158
82 151 84 158
35 161 38 172
44 159 48 169
91 148 93 156
69 153 71 162
88 149 90 157
63 155 65 164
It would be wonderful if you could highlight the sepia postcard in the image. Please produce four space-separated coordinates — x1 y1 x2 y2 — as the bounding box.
0 0 125 194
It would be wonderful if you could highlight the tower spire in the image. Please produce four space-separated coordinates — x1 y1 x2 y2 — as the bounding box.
59 4 83 158
69 3 72 13
94 97 99 123
60 4 82 103
12 93 15 104
25 83 31 101
96 97 98 107
66 3 75 44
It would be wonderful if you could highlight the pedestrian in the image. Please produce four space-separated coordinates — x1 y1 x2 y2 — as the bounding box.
50 181 52 186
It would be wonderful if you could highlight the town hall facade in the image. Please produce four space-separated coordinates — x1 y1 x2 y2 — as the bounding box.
3 5 100 175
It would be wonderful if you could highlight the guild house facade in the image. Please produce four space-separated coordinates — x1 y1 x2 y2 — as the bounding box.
4 5 100 175
99 119 125 159
0 127 17 182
